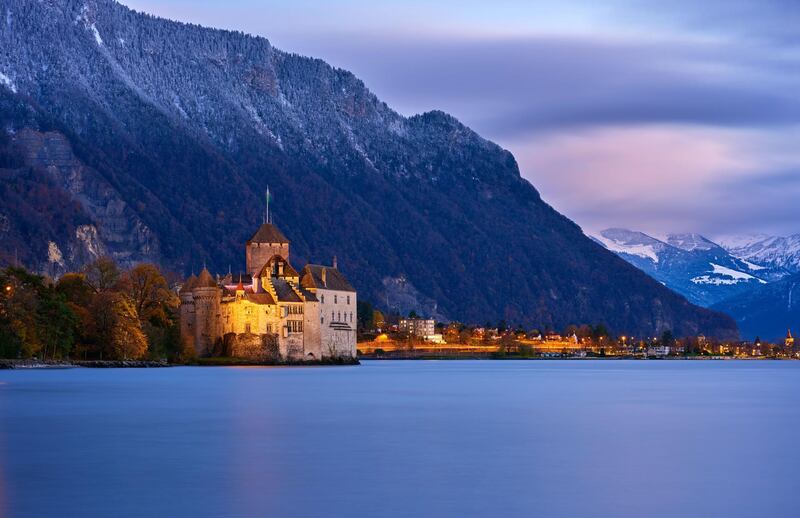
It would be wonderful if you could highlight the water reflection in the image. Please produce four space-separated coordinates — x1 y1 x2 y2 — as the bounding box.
1 361 799 517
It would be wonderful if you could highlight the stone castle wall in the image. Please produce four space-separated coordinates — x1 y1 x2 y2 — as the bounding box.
225 332 279 361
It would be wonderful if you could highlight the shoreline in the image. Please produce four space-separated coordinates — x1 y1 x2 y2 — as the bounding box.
0 357 361 369
357 354 787 361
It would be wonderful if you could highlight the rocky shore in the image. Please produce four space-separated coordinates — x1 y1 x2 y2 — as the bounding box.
0 359 170 369
0 358 360 369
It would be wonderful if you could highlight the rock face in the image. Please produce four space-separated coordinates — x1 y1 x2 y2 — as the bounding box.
0 0 738 337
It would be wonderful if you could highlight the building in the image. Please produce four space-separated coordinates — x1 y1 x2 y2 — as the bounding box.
786 329 795 351
179 220 356 361
646 345 671 357
399 318 435 338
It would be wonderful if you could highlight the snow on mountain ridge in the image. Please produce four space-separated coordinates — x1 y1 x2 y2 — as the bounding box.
593 227 776 307
593 228 665 263
665 233 718 252
719 234 800 274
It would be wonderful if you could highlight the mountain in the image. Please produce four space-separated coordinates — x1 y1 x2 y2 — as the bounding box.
712 274 800 341
592 229 772 307
717 234 800 276
0 0 738 338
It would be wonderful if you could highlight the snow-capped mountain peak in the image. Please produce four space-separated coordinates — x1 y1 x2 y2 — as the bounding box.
665 233 719 252
591 228 666 263
718 234 800 274
593 228 777 307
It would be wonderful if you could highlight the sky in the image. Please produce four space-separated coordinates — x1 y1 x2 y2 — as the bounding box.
121 0 800 238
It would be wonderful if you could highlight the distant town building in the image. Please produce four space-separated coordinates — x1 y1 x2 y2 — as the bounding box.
647 345 671 357
399 318 435 338
786 329 795 350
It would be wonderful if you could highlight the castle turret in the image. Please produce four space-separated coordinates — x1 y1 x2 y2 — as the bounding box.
192 268 220 356
179 274 198 352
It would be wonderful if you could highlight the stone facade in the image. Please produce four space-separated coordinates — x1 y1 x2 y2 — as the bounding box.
179 222 356 361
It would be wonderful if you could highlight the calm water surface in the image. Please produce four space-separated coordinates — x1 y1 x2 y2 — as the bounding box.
1 360 799 517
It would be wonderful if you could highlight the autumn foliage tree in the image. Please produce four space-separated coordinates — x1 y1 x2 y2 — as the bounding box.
1 258 181 361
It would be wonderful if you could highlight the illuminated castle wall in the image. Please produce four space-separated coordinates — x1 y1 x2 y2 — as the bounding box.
179 222 356 361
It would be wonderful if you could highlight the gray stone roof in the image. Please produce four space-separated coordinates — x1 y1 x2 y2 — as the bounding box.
179 274 198 294
301 264 355 292
247 223 289 244
245 292 276 305
271 278 303 303
195 268 217 288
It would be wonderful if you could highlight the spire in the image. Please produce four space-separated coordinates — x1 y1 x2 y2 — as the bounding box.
265 186 271 224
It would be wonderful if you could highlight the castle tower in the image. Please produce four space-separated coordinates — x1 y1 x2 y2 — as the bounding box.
246 223 290 277
786 329 795 351
179 274 198 352
192 268 220 356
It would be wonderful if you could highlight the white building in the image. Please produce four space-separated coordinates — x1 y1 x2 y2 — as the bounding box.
300 260 357 358
399 318 436 338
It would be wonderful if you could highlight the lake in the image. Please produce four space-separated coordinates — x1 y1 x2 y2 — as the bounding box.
1 360 799 517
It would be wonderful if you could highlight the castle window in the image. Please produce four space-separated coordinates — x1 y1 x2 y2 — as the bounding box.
245 323 251 334
321 316 324 324
347 296 350 305
334 295 338 304
338 311 341 322
321 294 325 304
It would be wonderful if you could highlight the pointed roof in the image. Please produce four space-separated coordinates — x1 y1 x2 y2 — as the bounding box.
196 267 217 288
301 264 355 292
179 274 198 294
247 223 289 244
258 255 299 278
788 329 794 339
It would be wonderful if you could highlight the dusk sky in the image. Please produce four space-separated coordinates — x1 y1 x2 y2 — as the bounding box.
121 0 800 238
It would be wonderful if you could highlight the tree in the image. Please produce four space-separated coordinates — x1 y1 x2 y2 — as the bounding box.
357 300 374 331
119 264 178 326
661 330 675 347
110 295 148 360
36 291 77 360
592 324 610 341
372 310 385 329
83 257 121 293
56 273 94 307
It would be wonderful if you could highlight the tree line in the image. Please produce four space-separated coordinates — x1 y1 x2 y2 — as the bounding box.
0 258 189 361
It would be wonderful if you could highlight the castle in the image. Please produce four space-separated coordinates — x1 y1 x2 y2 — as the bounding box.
179 220 357 362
